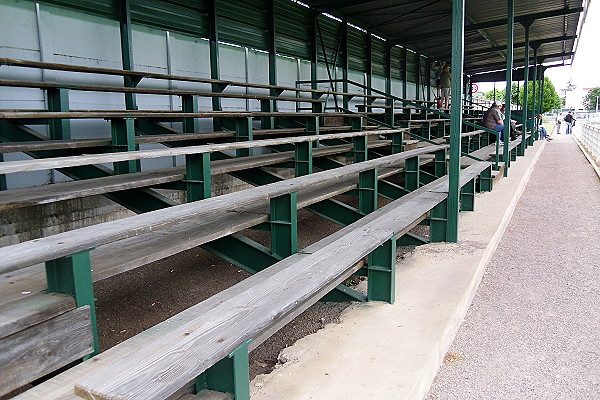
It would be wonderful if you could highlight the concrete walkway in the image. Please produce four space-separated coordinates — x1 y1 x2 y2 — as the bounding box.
427 131 600 399
250 135 563 399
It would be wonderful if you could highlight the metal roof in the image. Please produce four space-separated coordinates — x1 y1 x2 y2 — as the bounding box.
305 0 587 76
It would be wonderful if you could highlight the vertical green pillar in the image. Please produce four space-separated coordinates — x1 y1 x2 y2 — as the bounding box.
341 20 349 110
447 0 465 243
503 0 514 176
208 0 222 130
270 193 298 258
426 56 432 102
186 153 211 201
182 94 199 133
47 88 71 140
415 52 421 101
430 199 448 243
310 9 320 111
531 46 539 140
306 115 319 148
434 148 447 177
366 33 373 105
391 131 404 154
367 235 396 304
358 168 378 215
235 117 253 157
353 133 368 163
46 250 99 356
385 43 394 126
119 0 137 110
460 179 475 211
195 340 251 400
267 0 278 111
111 118 138 174
539 68 546 121
0 154 6 191
401 47 408 100
520 22 532 156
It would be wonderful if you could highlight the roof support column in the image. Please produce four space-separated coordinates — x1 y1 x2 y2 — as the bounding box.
531 46 539 140
385 42 394 125
402 47 408 99
366 33 373 105
267 0 278 107
310 9 320 111
426 57 432 102
208 0 222 130
538 67 545 119
119 0 137 110
415 53 421 101
503 0 514 176
520 21 532 156
341 20 349 110
447 0 465 243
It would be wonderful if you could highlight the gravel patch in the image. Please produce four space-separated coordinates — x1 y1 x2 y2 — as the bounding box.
427 133 600 399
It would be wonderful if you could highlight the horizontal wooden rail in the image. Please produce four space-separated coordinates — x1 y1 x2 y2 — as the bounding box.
0 111 365 120
0 129 402 174
0 58 385 101
0 144 447 273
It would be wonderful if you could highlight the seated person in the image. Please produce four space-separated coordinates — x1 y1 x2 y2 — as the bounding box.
483 101 505 143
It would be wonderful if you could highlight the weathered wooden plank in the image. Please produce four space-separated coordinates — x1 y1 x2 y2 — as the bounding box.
73 193 445 400
0 130 389 175
0 145 447 274
0 293 75 339
0 306 93 397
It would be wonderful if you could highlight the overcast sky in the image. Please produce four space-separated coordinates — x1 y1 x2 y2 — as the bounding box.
476 0 597 108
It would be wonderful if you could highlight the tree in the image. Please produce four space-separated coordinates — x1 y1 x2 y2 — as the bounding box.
520 77 561 113
583 87 600 111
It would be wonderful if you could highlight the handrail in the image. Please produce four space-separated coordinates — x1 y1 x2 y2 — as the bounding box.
576 123 600 163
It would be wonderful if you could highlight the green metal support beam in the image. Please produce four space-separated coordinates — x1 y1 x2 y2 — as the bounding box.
270 193 298 258
202 234 281 274
196 340 251 400
110 118 138 174
520 22 532 156
447 0 465 243
47 88 71 140
208 0 222 130
402 47 408 99
182 94 199 133
119 0 138 110
341 19 349 110
531 46 539 140
504 0 514 177
358 169 378 215
186 153 211 202
367 235 396 304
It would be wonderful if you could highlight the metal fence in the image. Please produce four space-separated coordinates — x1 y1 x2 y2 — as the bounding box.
576 122 600 162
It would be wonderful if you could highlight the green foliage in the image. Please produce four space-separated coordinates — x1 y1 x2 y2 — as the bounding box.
583 87 600 111
483 78 560 113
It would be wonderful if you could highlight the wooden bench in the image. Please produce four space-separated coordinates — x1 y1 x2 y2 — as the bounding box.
7 159 493 400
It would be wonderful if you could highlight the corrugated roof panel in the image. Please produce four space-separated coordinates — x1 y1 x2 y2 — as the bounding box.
275 0 311 59
130 0 209 37
347 27 367 73
218 0 268 50
37 0 117 19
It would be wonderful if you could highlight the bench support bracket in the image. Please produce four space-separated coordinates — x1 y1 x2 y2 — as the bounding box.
185 153 212 201
45 250 99 357
359 168 378 215
367 235 396 304
430 199 448 243
110 118 139 174
270 193 298 258
294 142 313 177
404 155 420 191
195 340 251 400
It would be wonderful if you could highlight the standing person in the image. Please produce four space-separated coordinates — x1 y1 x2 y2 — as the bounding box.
483 101 505 143
556 113 562 134
440 64 451 110
564 111 576 134
431 60 446 98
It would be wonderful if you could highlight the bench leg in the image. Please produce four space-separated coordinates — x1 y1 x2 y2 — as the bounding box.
111 118 138 174
367 235 396 304
185 153 212 201
260 99 275 129
404 155 420 192
391 131 404 154
270 193 298 258
45 250 99 357
235 117 253 157
477 165 493 192
305 115 320 148
359 168 378 215
430 199 448 243
47 88 71 140
182 94 199 133
434 148 447 177
196 340 251 400
294 141 313 177
460 178 475 212
353 136 368 163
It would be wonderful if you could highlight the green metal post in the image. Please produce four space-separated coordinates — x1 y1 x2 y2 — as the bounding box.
208 0 222 130
478 165 493 192
358 168 378 215
195 340 251 400
0 154 6 191
294 141 313 176
434 148 447 177
46 250 99 356
306 115 319 148
531 46 539 140
270 193 298 258
460 179 475 211
447 0 465 243
341 19 349 110
430 199 448 242
367 235 396 304
47 88 71 140
267 0 277 104
539 68 546 122
310 9 320 111
404 156 420 191
185 153 211 201
385 43 394 126
503 0 514 176
402 47 408 99
520 22 532 156
110 118 138 174
119 0 137 110
260 99 275 130
353 136 368 163
415 52 421 101
235 117 253 157
391 131 404 154
182 94 199 133
366 33 373 104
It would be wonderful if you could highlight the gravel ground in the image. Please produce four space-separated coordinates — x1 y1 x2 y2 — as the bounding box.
427 132 600 399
